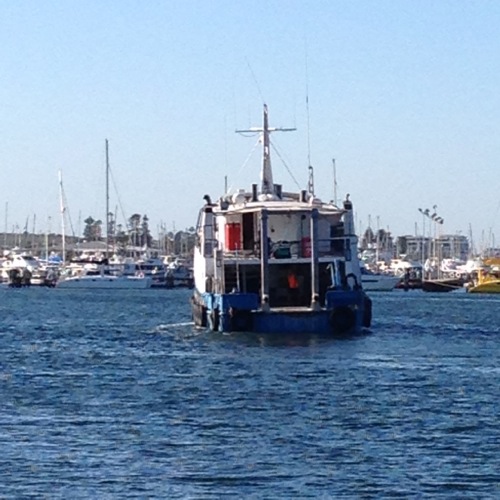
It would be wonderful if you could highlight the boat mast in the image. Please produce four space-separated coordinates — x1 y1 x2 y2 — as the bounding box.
58 170 66 264
236 105 295 198
4 201 7 249
105 139 110 258
46 216 51 262
261 104 274 195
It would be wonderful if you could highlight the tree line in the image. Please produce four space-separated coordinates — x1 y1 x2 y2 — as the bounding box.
83 213 153 248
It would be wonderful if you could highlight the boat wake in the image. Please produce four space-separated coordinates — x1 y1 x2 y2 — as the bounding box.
154 322 195 330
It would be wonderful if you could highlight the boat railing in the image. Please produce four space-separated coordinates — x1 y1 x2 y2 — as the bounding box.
211 236 350 260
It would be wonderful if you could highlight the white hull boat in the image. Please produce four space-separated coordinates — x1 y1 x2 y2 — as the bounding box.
361 273 401 292
57 274 152 289
56 261 152 289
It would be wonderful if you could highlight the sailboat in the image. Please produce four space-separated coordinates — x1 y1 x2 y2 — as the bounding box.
56 140 152 289
190 104 371 335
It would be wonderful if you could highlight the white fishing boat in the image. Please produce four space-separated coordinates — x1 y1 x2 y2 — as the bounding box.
191 104 371 335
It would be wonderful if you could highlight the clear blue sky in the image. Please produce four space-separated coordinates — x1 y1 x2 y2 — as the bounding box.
1 1 500 248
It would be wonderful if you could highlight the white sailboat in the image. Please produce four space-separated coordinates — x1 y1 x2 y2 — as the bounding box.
56 140 152 289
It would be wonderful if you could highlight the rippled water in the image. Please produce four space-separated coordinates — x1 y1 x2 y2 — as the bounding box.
0 287 498 498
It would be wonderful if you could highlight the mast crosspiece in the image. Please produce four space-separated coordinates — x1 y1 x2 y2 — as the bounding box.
236 104 295 197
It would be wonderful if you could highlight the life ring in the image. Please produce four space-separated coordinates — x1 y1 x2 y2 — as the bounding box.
329 306 356 334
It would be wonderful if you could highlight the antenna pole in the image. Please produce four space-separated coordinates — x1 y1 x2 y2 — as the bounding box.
308 165 314 196
332 158 337 206
261 104 274 194
305 44 312 168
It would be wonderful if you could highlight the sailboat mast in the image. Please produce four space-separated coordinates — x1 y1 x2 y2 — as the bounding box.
58 170 66 263
4 201 7 249
105 139 110 257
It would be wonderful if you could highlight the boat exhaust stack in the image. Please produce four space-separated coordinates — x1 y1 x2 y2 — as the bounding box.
251 184 258 202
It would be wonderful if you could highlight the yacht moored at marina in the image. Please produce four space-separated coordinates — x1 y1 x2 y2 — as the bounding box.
360 266 401 292
191 104 371 335
56 261 152 289
1 251 59 287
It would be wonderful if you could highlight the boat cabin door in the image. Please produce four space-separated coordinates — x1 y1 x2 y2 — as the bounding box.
328 259 346 289
242 212 255 251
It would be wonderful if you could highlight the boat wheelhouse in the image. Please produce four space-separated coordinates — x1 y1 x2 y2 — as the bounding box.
191 105 371 335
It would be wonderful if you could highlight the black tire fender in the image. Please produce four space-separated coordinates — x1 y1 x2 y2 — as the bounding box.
363 295 372 328
329 306 356 334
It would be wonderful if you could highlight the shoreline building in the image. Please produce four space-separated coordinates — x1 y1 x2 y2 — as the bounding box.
396 234 469 262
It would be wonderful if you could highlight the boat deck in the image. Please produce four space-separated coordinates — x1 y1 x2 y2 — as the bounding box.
266 306 318 313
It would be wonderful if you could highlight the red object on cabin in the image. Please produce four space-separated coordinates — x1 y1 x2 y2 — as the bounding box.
225 223 241 251
301 236 311 257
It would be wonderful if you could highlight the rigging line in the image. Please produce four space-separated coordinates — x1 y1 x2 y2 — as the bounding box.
108 166 128 228
226 138 261 194
238 132 260 138
270 141 301 190
59 181 76 238
64 197 76 238
245 57 265 104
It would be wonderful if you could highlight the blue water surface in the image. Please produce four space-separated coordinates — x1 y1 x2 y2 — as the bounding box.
0 287 498 498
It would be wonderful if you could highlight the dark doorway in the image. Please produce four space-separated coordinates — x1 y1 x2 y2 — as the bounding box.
242 212 255 251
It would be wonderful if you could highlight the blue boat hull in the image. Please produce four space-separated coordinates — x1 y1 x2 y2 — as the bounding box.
191 289 371 335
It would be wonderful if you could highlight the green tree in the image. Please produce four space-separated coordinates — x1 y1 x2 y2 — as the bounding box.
83 216 102 241
140 215 152 248
128 213 141 246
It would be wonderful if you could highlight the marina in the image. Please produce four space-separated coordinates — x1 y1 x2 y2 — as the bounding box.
2 2 500 498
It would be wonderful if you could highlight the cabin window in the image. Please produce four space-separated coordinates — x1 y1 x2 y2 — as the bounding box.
345 238 352 261
330 224 345 254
